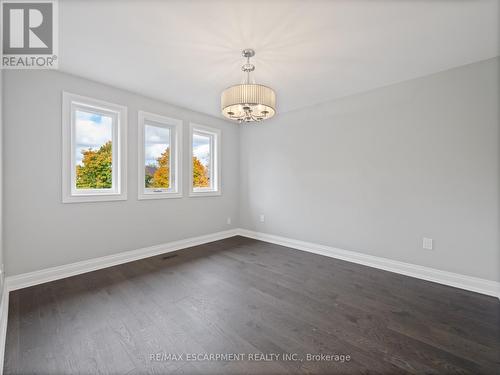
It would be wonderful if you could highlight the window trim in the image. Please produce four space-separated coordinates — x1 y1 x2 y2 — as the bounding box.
62 92 127 203
189 123 221 197
138 111 183 200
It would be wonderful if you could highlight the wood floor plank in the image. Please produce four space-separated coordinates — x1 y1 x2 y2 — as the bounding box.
4 236 500 374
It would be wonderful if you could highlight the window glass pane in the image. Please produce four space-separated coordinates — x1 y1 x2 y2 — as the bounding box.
144 124 171 189
192 132 211 189
75 110 113 189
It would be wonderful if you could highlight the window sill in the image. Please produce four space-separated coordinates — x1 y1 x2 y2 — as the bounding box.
62 193 127 203
189 190 222 197
138 192 183 200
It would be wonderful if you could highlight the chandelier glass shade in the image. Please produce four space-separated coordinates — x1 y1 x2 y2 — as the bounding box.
221 49 276 123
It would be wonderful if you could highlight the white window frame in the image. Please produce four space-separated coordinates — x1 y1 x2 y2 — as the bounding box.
62 92 127 203
189 123 221 197
138 111 183 200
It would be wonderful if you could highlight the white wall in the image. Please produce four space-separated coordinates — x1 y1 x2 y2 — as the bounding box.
0 70 4 293
3 58 498 283
240 57 499 282
3 70 239 276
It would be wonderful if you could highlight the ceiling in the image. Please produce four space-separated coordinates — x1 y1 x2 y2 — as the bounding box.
60 0 499 119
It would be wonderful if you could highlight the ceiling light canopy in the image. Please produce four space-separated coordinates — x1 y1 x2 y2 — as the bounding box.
221 49 276 123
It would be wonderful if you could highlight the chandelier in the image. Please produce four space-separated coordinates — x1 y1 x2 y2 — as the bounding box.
221 49 276 123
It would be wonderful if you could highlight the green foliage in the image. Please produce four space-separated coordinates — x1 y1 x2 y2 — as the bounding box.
76 141 112 189
76 143 210 191
145 167 154 187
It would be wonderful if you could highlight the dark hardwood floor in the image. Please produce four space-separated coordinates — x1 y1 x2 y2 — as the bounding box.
4 236 500 374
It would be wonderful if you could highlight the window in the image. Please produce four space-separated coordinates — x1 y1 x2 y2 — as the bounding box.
62 92 127 203
189 123 221 196
138 111 182 199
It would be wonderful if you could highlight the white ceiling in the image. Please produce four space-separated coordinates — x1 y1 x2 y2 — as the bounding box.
60 0 499 119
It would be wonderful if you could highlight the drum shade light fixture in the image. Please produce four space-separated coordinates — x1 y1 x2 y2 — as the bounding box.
221 49 276 123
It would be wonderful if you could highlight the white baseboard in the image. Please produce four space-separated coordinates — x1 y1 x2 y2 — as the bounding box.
0 228 498 372
0 229 238 373
237 229 500 299
0 286 8 375
5 227 499 298
5 229 239 292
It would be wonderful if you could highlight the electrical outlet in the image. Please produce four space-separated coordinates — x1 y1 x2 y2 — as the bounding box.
423 238 433 250
259 214 265 223
226 217 232 225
